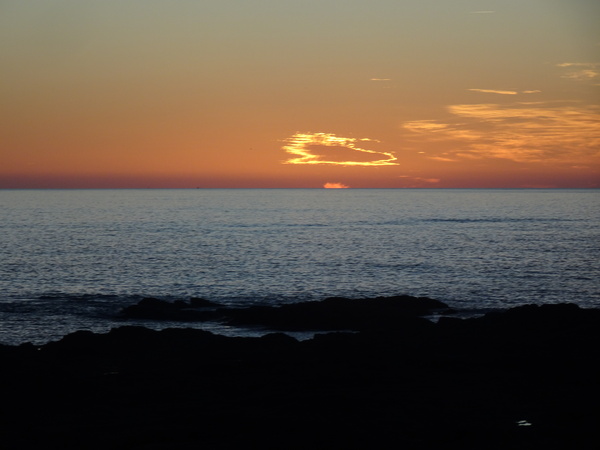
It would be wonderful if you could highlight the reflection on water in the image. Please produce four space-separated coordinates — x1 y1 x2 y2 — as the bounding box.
1 189 598 344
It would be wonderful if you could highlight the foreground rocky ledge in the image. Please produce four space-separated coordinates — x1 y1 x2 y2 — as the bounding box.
1 299 599 449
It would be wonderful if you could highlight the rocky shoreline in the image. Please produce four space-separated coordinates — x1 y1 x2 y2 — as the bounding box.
1 296 599 449
119 294 452 330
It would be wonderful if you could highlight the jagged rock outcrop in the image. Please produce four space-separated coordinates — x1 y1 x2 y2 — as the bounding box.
120 295 452 331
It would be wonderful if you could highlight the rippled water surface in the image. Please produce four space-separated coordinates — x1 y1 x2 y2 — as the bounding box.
1 189 598 344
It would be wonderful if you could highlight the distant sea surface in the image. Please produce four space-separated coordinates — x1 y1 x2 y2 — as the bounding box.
1 189 599 345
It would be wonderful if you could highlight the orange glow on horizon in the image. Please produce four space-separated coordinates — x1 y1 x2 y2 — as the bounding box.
323 182 350 189
0 3 598 189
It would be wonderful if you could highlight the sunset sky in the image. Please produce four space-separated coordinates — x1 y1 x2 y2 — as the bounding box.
1 0 599 188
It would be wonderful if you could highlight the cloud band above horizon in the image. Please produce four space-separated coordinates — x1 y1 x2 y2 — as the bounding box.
282 133 398 166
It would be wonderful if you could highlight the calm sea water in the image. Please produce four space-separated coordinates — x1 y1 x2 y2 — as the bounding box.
1 189 599 345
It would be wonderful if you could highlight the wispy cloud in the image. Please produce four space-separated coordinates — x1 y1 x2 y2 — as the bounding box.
399 176 441 183
403 102 600 164
402 121 449 132
282 132 398 166
557 62 600 82
370 78 392 81
428 156 458 162
468 88 517 95
397 176 442 187
468 89 542 95
557 62 598 67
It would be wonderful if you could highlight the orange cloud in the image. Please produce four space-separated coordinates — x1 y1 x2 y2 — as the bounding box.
557 63 600 82
403 102 600 164
468 88 518 95
398 176 441 184
282 132 398 166
324 182 350 188
468 89 542 95
403 121 450 132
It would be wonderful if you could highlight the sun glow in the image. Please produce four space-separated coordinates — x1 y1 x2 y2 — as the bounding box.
323 182 350 188
282 132 398 166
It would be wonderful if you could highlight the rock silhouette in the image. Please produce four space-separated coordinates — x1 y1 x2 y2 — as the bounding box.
121 294 452 331
120 296 219 321
1 299 599 449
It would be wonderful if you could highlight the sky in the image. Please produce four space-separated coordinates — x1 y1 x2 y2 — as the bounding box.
1 0 599 188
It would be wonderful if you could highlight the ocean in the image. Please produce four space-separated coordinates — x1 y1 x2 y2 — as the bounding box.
1 188 598 345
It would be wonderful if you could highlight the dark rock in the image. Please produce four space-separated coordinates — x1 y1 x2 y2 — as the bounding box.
120 297 219 321
119 295 450 331
189 297 218 308
0 303 599 449
222 295 451 331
